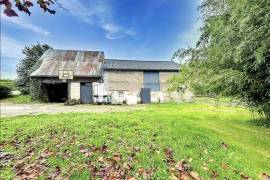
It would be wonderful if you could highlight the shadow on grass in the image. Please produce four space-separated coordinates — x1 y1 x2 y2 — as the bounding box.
247 118 270 128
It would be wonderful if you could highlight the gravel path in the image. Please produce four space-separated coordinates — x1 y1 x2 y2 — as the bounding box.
0 103 145 117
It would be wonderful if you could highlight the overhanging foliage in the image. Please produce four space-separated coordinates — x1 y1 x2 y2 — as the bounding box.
172 0 270 120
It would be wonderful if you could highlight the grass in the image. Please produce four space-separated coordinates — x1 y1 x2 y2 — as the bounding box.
195 96 244 106
0 79 17 90
0 103 269 179
0 95 33 104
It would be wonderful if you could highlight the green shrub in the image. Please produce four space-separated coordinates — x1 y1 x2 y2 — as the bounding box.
16 44 51 95
29 78 48 102
0 85 11 99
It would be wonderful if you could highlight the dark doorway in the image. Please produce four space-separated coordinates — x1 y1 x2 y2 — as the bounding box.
45 83 67 102
141 88 151 104
80 82 93 104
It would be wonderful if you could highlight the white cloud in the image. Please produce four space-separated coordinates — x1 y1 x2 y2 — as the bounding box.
1 35 24 58
0 35 25 79
1 13 50 36
59 0 136 40
101 23 120 34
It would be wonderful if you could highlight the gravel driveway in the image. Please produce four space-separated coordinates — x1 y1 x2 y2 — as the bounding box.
0 103 145 117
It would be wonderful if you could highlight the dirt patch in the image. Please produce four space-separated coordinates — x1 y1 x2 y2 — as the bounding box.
0 103 146 117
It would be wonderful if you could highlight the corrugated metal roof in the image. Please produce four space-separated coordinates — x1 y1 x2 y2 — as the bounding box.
103 59 179 71
30 49 105 77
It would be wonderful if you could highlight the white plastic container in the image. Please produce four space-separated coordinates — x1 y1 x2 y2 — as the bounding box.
126 95 137 105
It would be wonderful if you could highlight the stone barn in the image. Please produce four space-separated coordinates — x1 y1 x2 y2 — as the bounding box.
30 49 191 104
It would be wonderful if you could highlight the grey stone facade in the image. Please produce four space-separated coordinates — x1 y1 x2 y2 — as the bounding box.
104 70 177 93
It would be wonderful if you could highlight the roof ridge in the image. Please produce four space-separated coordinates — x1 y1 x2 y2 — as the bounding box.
52 49 104 53
105 59 175 62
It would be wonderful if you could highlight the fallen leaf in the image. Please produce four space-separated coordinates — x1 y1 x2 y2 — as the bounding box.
98 156 104 162
169 167 176 174
25 148 35 158
142 168 155 179
240 172 251 180
164 148 175 164
84 151 92 157
14 159 25 173
189 171 200 179
0 151 14 167
123 162 132 170
99 144 108 153
91 145 99 152
178 172 194 180
261 173 270 180
14 159 48 179
127 176 136 180
138 167 144 175
169 175 178 180
80 148 89 154
221 163 229 170
175 160 191 172
80 147 92 157
133 146 140 152
112 153 122 162
25 135 33 144
210 170 219 179
63 149 72 158
40 148 54 159
48 166 61 179
221 142 228 150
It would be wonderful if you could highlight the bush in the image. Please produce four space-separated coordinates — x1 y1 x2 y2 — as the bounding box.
29 78 48 102
0 85 11 99
16 44 51 95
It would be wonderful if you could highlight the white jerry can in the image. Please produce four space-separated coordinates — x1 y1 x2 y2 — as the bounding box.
126 95 137 105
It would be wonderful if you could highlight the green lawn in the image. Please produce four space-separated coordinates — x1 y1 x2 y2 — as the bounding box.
0 103 269 179
0 95 33 104
0 79 17 90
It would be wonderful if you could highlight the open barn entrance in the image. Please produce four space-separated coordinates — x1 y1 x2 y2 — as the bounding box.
45 83 67 103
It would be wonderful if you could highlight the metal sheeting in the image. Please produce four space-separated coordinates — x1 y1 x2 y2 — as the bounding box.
103 59 179 71
30 49 104 77
143 71 160 91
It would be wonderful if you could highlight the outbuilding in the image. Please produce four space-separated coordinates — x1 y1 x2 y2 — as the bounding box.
30 49 189 104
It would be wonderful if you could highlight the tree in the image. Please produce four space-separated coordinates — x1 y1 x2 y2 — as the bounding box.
16 43 51 94
0 0 57 17
173 0 270 120
0 85 11 99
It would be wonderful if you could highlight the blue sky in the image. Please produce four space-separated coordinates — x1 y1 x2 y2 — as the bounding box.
1 0 202 79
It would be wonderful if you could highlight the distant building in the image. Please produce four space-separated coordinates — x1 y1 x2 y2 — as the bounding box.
30 49 192 104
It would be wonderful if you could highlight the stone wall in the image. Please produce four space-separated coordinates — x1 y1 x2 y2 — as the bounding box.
103 70 182 103
104 70 178 93
104 71 144 92
159 71 178 91
61 71 182 103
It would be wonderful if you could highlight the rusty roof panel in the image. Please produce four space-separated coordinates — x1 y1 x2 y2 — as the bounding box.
30 49 104 77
